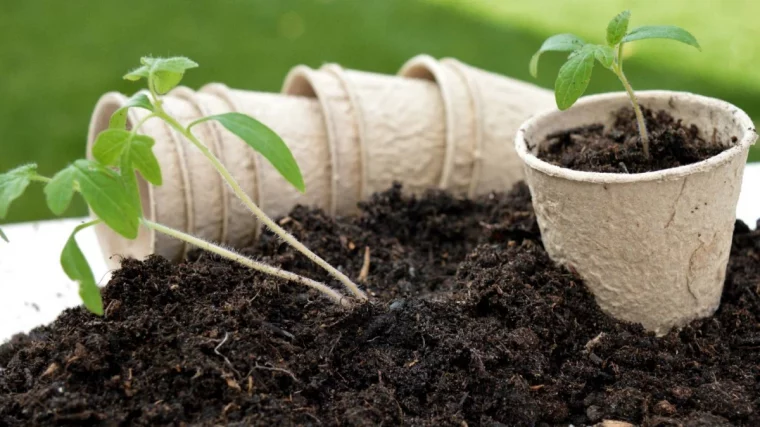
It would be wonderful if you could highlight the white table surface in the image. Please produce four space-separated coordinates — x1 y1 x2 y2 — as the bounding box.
2 164 759 342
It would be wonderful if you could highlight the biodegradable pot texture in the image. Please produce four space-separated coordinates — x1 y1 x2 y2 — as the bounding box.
398 55 478 196
442 57 554 196
324 65 447 197
515 91 758 335
282 65 364 216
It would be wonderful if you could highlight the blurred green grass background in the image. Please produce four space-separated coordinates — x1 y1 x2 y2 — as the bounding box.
1 0 758 223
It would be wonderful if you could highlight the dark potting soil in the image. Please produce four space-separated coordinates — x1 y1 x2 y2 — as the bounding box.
2 183 760 426
536 107 731 173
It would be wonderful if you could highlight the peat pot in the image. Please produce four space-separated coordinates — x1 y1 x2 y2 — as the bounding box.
515 91 757 335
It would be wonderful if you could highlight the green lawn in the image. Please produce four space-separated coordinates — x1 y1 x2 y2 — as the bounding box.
1 0 757 223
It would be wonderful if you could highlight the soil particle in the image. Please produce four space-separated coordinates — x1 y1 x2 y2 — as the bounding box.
2 183 760 426
537 107 730 173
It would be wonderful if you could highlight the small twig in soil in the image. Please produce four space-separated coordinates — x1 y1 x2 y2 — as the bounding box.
459 392 469 407
359 246 371 282
327 332 342 357
584 332 606 353
223 374 242 392
40 363 59 378
103 299 121 319
222 402 239 416
247 289 262 304
257 320 295 341
619 162 630 173
470 349 487 375
253 363 300 383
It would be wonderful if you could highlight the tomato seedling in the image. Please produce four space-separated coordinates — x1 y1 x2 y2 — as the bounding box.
0 56 366 314
530 10 700 157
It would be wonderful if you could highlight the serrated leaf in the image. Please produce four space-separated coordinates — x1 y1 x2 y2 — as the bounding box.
93 129 162 186
194 113 305 192
555 45 596 110
61 222 103 315
72 160 140 239
109 93 154 130
622 25 701 50
607 10 631 46
0 228 7 243
530 33 585 78
592 45 615 69
0 164 37 218
45 166 77 215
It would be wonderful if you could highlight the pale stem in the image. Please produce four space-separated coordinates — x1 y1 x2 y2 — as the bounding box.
130 113 158 138
155 110 368 301
142 219 351 307
615 43 650 158
30 175 52 184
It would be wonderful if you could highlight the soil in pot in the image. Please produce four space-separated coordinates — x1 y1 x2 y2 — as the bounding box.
536 107 730 173
2 182 760 426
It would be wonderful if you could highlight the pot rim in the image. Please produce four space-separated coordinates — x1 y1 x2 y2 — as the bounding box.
515 90 758 184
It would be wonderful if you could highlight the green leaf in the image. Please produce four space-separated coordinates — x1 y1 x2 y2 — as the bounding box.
0 228 7 243
530 34 585 78
109 93 153 130
120 153 141 210
92 129 131 164
0 164 37 218
92 129 162 186
151 71 184 94
555 45 596 110
592 45 615 69
125 56 199 94
622 25 701 50
124 136 162 186
144 56 199 73
72 160 140 239
45 166 77 215
123 65 149 81
61 221 103 315
194 113 305 192
606 10 631 46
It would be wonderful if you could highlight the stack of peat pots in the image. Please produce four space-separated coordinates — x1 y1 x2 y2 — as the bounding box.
86 55 554 269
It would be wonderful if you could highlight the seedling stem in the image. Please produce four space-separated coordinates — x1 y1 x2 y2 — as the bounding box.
143 219 351 307
154 107 368 301
611 44 650 157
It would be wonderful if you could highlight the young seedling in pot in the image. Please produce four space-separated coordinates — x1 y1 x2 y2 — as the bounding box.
0 56 366 314
530 10 700 158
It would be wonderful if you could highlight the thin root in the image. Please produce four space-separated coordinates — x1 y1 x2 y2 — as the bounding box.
214 333 240 376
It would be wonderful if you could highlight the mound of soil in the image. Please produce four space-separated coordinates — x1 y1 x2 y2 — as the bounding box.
536 107 730 173
2 183 760 426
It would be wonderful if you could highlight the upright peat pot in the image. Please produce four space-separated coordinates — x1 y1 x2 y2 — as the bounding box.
515 91 757 334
